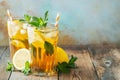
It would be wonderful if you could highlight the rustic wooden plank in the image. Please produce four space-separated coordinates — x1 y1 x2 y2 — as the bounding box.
59 48 98 80
0 46 7 58
88 46 120 80
109 48 120 80
1 46 100 80
0 47 11 80
9 72 57 80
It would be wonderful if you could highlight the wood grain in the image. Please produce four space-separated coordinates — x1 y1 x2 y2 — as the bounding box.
9 72 57 80
88 46 120 80
59 49 98 80
2 46 120 80
109 49 120 80
0 46 7 58
0 47 11 80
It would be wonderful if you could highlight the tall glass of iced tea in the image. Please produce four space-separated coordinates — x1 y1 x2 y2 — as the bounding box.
27 23 58 76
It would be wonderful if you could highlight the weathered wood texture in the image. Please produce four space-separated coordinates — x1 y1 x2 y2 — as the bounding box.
0 46 11 80
9 72 57 80
0 46 7 58
59 48 98 80
1 46 120 80
88 46 120 80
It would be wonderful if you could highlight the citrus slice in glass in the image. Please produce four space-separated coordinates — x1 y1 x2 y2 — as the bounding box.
12 29 28 41
12 48 31 70
11 40 25 48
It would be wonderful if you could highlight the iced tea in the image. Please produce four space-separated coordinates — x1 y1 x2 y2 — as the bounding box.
27 24 58 75
7 19 29 58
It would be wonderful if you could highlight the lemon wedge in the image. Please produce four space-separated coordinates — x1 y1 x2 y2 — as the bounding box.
54 47 69 66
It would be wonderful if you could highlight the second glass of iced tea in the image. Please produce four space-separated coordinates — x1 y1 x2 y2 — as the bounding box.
27 24 58 76
7 19 29 58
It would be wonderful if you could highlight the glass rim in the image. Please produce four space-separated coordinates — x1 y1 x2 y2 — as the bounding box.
8 16 22 20
27 23 58 32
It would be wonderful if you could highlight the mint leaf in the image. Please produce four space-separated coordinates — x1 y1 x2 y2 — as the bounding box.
25 61 30 68
56 62 70 73
29 16 40 28
19 11 49 28
69 55 77 64
39 17 44 26
19 19 25 22
68 55 77 68
22 61 31 75
24 14 31 22
31 44 36 58
29 21 40 27
31 16 39 22
44 11 48 21
43 11 48 27
30 16 40 24
56 55 77 74
44 41 54 55
43 21 47 27
6 62 14 71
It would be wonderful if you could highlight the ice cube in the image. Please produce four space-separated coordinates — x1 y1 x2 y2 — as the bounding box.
23 23 28 29
27 27 35 43
20 29 26 34
27 27 44 43
45 31 58 38
8 24 20 37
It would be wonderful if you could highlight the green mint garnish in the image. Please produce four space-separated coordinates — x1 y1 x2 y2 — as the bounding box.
22 61 31 75
6 62 14 71
56 55 77 73
24 14 31 22
56 62 70 73
68 55 77 68
44 41 54 55
31 44 36 58
19 11 49 28
43 10 48 26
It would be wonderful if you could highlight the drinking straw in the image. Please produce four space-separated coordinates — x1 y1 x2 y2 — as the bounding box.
7 9 12 21
55 13 60 27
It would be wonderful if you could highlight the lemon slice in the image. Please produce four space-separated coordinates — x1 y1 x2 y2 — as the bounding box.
12 48 31 70
32 40 44 48
54 47 69 66
11 40 25 48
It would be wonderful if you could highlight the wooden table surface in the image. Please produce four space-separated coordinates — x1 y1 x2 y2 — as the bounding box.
0 45 120 80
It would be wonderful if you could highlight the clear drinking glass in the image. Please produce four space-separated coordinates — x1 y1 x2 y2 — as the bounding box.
7 19 29 58
27 24 59 76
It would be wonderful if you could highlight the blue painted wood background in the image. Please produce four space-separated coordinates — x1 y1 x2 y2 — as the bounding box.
0 0 120 45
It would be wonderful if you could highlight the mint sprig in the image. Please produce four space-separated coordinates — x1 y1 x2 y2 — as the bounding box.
44 41 54 55
22 61 31 75
56 55 77 73
19 11 49 28
6 62 14 71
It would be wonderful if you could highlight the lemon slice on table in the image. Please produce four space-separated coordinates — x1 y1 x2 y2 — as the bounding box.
12 48 31 70
54 47 69 66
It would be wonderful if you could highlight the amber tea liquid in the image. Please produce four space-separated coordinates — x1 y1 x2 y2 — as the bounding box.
27 24 58 76
7 20 29 58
